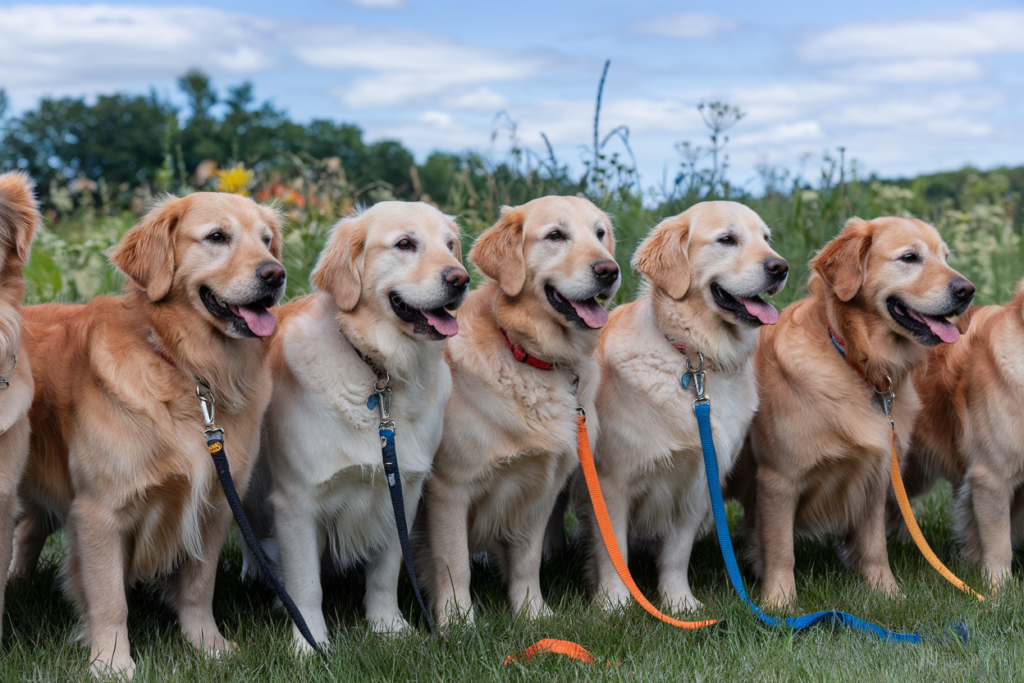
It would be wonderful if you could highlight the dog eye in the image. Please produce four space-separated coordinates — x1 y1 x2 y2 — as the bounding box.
262 236 272 247
396 238 416 251
900 252 919 263
596 228 606 240
546 230 565 241
718 235 736 246
207 231 227 244
447 241 456 253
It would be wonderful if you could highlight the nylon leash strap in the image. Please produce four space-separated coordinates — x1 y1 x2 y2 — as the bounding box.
372 378 434 632
688 357 922 643
196 379 322 652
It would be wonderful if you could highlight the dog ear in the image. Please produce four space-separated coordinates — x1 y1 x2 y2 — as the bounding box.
632 213 691 299
110 195 185 302
259 204 284 260
311 215 366 312
0 172 40 266
470 206 526 297
814 217 873 302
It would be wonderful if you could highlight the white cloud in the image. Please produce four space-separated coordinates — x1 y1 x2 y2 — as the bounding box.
339 0 405 8
0 5 278 95
833 59 986 84
632 13 739 40
798 10 1024 63
732 121 825 147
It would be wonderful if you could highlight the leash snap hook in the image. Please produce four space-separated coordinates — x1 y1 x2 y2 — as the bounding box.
375 383 395 432
685 352 709 404
875 375 894 424
195 376 216 429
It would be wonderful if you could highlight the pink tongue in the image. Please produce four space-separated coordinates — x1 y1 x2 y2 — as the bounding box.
909 309 960 343
423 309 459 337
230 304 277 337
569 298 609 329
736 296 779 325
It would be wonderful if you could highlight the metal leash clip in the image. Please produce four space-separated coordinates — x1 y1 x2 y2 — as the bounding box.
374 372 395 432
875 375 895 427
0 354 16 390
195 376 223 437
685 352 709 405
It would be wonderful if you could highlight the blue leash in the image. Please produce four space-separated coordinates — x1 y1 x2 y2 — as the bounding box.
683 355 921 643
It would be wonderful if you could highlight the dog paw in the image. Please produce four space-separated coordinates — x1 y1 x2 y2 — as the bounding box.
662 592 704 614
596 588 632 612
369 614 412 634
761 584 796 609
89 651 136 681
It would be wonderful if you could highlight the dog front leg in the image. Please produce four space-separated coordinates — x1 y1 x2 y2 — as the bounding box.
10 500 56 578
658 490 706 613
167 504 236 657
756 467 799 607
365 477 424 632
425 477 473 627
272 489 329 652
965 463 1013 589
850 479 899 597
505 493 558 619
70 496 135 680
0 490 16 640
588 476 632 611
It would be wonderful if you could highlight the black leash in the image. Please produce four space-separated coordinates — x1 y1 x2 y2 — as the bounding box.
196 378 322 652
371 373 434 632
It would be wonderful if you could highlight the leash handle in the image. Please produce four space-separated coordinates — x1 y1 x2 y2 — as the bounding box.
379 428 434 631
205 430 323 652
576 413 718 629
887 424 984 601
693 400 922 642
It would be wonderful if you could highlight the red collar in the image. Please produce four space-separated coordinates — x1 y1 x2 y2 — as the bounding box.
151 335 178 368
500 328 552 370
827 325 890 394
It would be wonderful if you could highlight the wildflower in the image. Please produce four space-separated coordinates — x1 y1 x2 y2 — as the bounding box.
215 164 254 196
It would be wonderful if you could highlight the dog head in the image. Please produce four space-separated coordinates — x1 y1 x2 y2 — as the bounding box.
634 201 787 327
311 202 468 340
470 196 618 330
813 216 974 346
110 192 285 339
0 171 39 270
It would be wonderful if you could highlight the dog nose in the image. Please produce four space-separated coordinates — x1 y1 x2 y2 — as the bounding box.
764 257 789 280
443 267 470 290
592 260 620 287
257 262 286 288
950 278 975 303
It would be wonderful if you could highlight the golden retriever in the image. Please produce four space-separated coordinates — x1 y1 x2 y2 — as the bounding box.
241 202 468 650
0 172 39 639
730 216 974 606
419 196 618 625
10 192 285 678
576 201 787 612
900 282 1024 588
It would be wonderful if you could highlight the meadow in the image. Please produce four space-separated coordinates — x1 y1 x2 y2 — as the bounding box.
3 71 1024 681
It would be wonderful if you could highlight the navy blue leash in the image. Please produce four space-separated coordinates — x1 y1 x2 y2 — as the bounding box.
197 381 322 653
682 355 921 643
371 382 434 632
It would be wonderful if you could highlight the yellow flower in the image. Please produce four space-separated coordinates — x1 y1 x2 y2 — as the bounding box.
215 164 254 196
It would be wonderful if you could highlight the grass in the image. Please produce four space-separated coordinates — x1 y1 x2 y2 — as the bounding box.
4 482 1024 682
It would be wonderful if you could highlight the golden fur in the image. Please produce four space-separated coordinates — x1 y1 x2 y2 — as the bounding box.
577 201 787 612
730 216 974 606
418 196 619 625
11 192 285 678
0 172 39 640
242 202 467 650
901 284 1024 587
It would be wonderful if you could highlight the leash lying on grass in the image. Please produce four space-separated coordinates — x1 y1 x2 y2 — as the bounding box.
196 378 323 653
828 326 985 602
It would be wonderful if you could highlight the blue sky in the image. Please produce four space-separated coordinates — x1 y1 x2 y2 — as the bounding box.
2 1 1022 191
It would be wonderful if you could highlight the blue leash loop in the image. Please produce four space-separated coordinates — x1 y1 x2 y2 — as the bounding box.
371 380 434 632
684 356 921 643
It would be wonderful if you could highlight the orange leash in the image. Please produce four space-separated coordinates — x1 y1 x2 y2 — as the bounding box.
576 414 718 629
888 424 984 601
504 639 595 665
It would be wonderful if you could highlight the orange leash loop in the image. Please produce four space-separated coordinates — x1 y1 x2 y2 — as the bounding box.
888 426 984 601
504 639 595 665
576 415 718 629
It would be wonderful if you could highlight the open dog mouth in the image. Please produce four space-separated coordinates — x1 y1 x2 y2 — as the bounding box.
390 292 460 340
201 286 278 337
710 282 779 326
544 285 608 329
887 297 960 345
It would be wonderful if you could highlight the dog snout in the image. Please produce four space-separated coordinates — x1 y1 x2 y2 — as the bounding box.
257 262 286 289
950 278 975 311
592 259 620 288
764 257 789 282
444 266 470 290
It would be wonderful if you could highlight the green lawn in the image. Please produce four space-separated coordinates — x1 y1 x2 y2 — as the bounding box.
4 481 1023 682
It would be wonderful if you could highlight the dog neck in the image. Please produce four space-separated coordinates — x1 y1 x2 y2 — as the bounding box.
0 261 25 362
818 291 926 393
138 287 266 413
479 279 599 368
329 293 445 389
648 286 757 375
